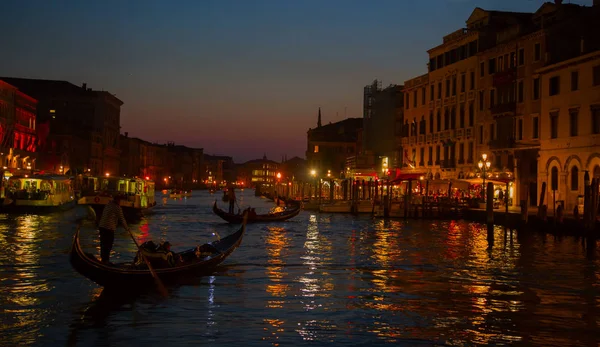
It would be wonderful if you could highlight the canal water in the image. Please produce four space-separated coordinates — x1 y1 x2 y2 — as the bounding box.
1 190 599 346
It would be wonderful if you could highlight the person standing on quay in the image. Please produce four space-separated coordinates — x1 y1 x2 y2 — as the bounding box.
228 187 236 213
99 195 130 264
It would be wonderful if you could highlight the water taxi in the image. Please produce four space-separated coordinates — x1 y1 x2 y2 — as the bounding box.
2 175 76 212
169 189 192 198
77 176 156 220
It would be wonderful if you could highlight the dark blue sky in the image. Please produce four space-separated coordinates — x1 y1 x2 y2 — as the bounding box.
0 0 593 162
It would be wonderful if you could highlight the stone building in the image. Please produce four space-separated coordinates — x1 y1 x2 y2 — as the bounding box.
537 50 600 212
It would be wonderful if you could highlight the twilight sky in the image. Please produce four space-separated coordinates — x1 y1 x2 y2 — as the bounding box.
0 0 593 163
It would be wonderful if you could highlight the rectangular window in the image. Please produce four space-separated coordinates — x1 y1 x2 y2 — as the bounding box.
592 107 600 134
489 123 495 141
479 125 483 144
490 89 495 108
429 112 434 133
446 79 450 97
518 48 525 66
488 58 496 74
468 141 473 162
533 116 539 139
570 109 578 137
430 84 434 100
518 81 524 103
314 145 319 153
480 62 485 77
518 118 523 140
593 65 600 86
571 71 579 91
549 76 560 96
435 146 440 164
534 43 541 61
479 90 484 111
428 146 433 164
498 56 504 72
550 112 559 139
459 104 465 128
461 74 466 93
510 52 516 68
452 76 457 96
533 78 540 100
422 87 426 105
437 111 441 132
438 82 442 99
470 71 475 90
469 103 474 126
413 91 417 107
459 143 464 162
420 147 425 166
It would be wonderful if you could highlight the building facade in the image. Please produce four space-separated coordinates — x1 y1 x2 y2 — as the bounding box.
0 80 37 172
537 50 600 213
306 114 362 179
362 80 404 170
0 78 123 175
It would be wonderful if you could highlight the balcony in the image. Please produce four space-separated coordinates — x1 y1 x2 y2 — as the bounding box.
459 93 465 103
426 134 432 143
418 135 425 143
466 127 473 138
409 136 416 145
468 90 475 100
490 102 516 115
429 101 434 109
455 129 464 138
435 100 441 107
401 137 408 145
441 159 456 169
493 68 516 87
433 133 439 142
488 137 516 150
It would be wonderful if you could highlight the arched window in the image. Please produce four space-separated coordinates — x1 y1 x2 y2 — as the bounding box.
571 166 579 191
551 166 559 191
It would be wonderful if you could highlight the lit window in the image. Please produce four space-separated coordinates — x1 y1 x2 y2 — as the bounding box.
49 109 56 113
314 145 319 153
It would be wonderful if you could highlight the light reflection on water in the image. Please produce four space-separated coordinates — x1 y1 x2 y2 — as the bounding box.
0 192 599 346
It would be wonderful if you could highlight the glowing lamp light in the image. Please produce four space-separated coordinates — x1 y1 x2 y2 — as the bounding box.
276 172 281 179
145 176 150 180
478 161 483 169
105 172 110 177
482 153 488 161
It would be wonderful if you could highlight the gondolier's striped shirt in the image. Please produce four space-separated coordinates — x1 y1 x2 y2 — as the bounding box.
99 201 129 231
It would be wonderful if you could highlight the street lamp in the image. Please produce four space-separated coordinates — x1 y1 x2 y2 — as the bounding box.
478 153 492 201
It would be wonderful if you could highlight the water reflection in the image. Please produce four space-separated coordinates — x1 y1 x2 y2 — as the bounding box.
1 194 600 346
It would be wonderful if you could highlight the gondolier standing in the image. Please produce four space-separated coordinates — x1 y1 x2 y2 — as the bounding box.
99 195 130 263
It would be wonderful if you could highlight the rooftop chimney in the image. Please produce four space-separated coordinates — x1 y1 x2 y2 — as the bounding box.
555 0 563 4
82 83 87 90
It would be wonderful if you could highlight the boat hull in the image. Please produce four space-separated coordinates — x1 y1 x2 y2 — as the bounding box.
2 199 76 213
70 223 246 288
213 201 301 224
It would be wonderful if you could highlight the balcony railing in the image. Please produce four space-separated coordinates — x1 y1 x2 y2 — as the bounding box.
492 68 516 87
418 135 425 143
455 128 464 138
490 102 516 115
488 137 516 150
401 138 408 145
441 159 456 169
426 134 432 142
466 127 473 138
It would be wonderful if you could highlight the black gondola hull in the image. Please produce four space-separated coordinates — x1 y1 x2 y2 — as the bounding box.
212 201 301 224
70 223 245 288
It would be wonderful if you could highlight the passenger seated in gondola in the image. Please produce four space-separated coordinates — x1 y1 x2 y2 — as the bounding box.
158 241 182 266
194 243 221 258
134 240 180 267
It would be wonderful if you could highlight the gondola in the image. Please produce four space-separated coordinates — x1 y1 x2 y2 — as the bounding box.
212 200 301 224
70 221 246 288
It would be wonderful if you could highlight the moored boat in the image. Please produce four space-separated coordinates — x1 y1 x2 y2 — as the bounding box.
77 176 156 220
212 200 301 224
169 189 192 198
2 174 76 212
70 221 247 288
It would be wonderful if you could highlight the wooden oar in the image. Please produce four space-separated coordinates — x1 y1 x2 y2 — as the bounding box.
126 228 169 297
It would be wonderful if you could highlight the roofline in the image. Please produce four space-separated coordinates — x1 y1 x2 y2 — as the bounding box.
536 50 600 75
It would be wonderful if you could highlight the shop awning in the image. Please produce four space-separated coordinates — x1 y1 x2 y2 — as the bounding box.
390 172 426 184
